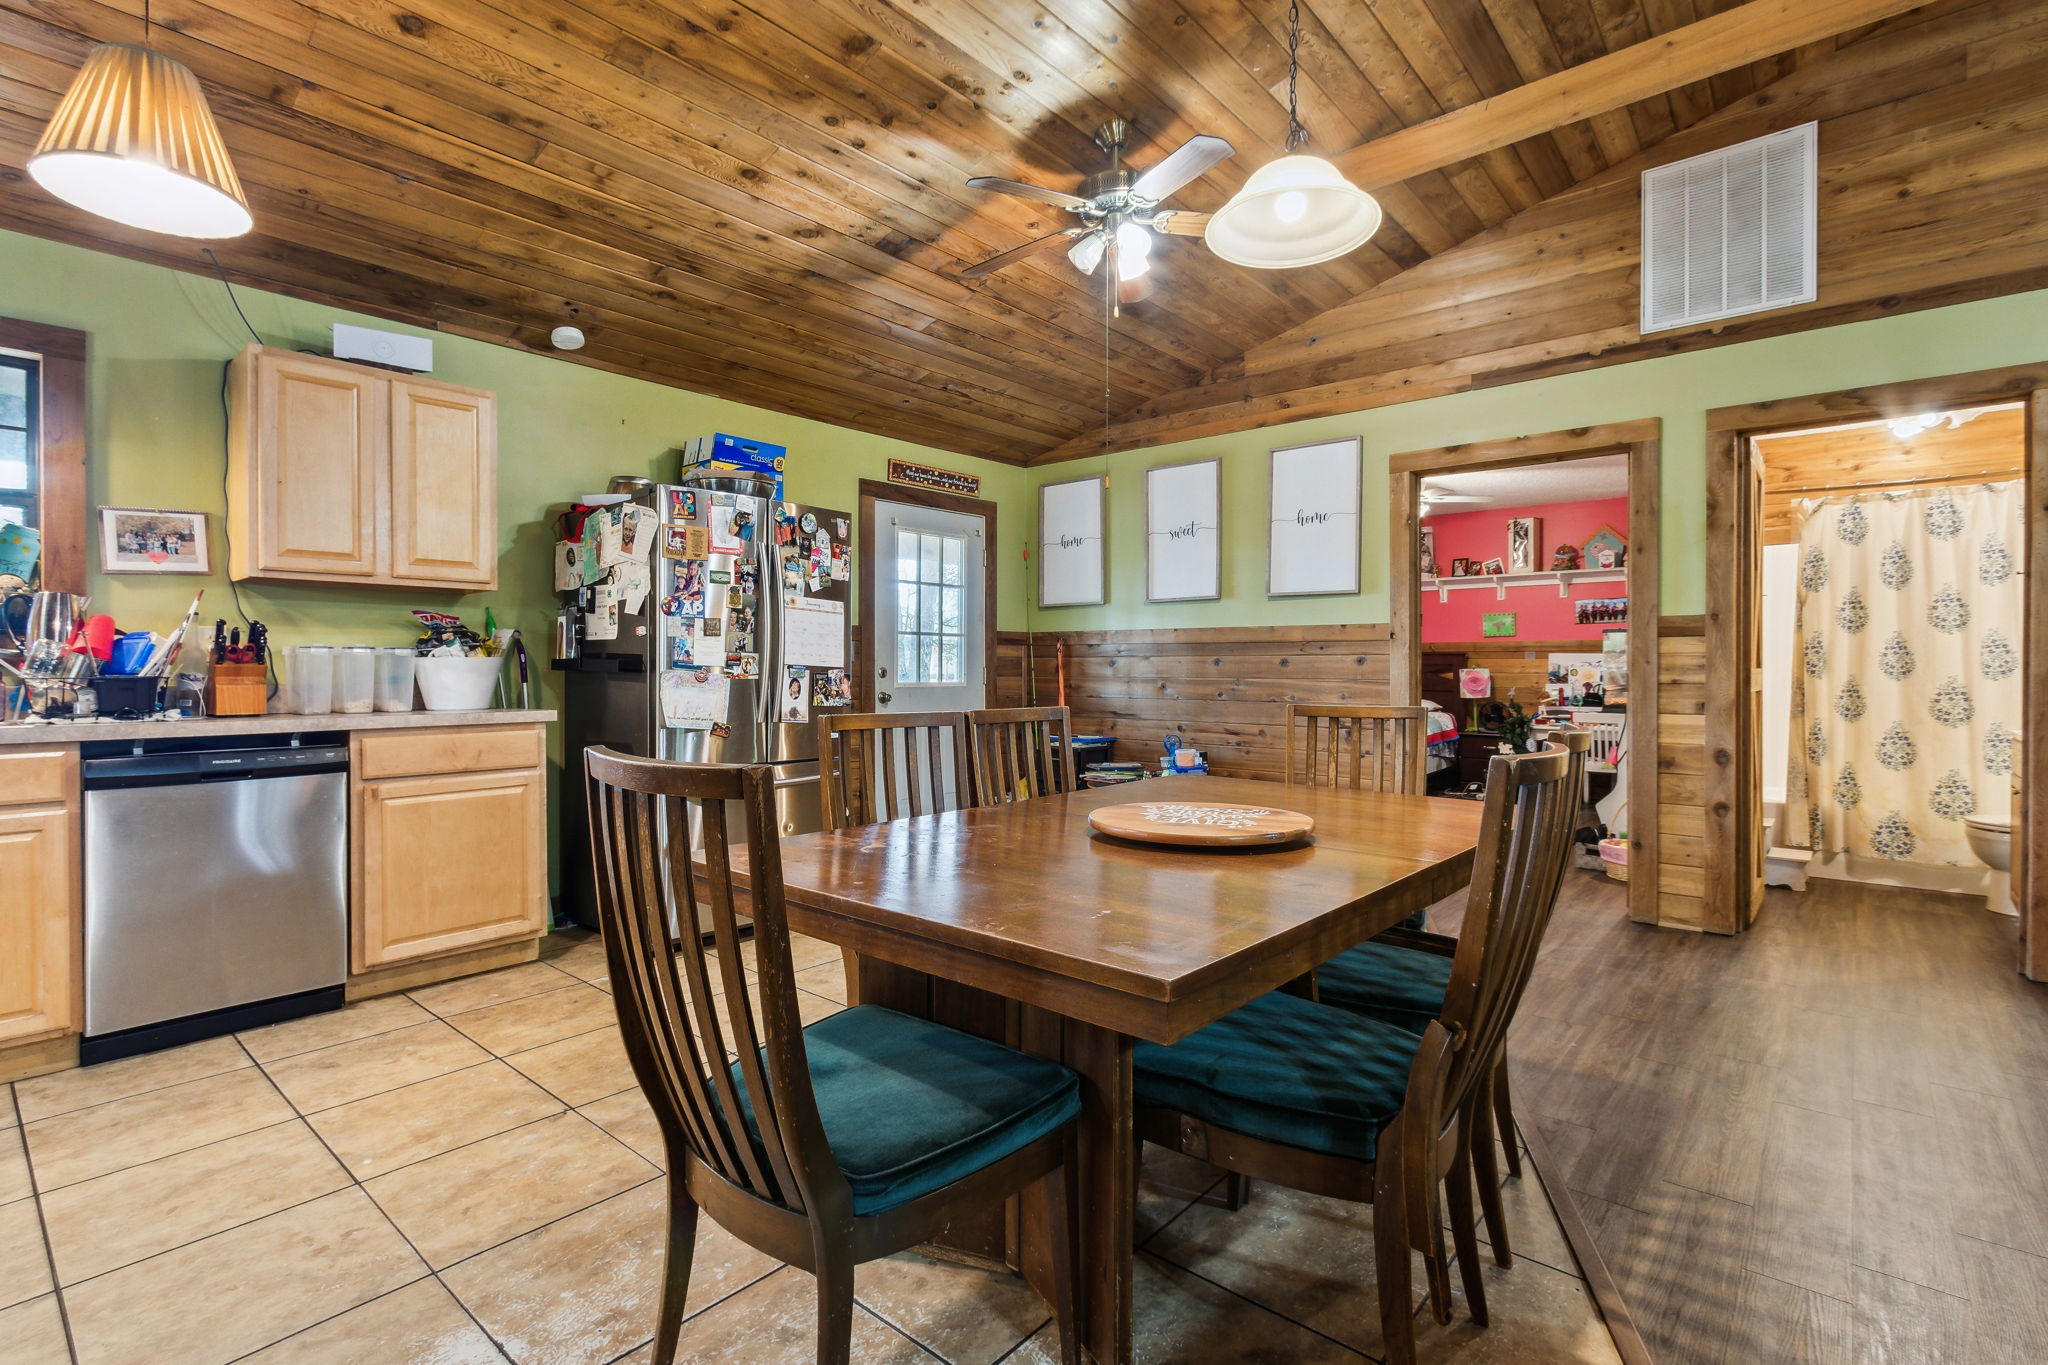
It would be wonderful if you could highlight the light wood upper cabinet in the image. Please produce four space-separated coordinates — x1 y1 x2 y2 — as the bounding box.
390 380 497 586
0 750 79 1047
228 345 498 590
351 726 546 973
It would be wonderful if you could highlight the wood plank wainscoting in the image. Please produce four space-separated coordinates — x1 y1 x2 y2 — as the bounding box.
1653 617 1711 931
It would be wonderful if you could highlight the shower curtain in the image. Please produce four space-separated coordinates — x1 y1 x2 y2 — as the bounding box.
1784 482 2023 867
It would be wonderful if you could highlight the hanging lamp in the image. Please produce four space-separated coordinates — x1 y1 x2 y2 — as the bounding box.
28 4 252 239
1205 0 1379 268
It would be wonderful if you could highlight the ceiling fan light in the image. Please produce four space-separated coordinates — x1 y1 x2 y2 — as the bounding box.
1113 221 1152 281
29 43 252 239
1204 154 1380 269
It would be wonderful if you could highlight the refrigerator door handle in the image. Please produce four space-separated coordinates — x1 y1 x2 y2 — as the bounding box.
756 521 779 751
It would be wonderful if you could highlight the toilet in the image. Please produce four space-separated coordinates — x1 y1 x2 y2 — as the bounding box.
1964 815 2015 916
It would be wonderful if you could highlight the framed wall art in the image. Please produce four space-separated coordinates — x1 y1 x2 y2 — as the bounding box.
1507 515 1541 572
98 507 210 574
1038 475 1107 607
1267 436 1360 597
1145 457 1221 602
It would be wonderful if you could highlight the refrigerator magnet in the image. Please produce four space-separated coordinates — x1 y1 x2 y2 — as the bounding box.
799 511 818 535
616 505 659 563
812 668 853 708
781 665 810 723
667 488 697 522
663 525 708 560
553 542 581 592
699 616 723 638
725 652 760 679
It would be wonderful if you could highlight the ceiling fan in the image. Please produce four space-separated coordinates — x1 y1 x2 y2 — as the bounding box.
960 120 1234 300
1419 482 1488 515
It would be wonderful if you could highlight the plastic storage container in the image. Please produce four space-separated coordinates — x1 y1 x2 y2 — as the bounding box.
374 647 417 712
414 655 502 712
285 645 334 715
332 646 377 714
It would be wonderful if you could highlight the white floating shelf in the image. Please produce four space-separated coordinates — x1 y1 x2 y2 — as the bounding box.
1421 568 1627 602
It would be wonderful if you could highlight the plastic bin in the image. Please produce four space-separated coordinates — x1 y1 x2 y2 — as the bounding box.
415 654 502 712
373 647 416 712
332 646 377 714
285 645 334 715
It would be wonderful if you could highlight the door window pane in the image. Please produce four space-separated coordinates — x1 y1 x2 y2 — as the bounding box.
892 527 970 685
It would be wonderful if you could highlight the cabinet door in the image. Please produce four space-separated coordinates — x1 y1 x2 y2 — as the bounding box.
390 380 497 587
248 350 385 578
355 769 544 970
0 804 78 1044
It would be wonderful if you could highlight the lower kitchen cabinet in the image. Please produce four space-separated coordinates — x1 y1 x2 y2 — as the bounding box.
0 751 80 1049
352 731 548 973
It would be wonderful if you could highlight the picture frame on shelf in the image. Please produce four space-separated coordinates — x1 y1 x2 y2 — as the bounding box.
1481 556 1506 575
1583 524 1627 569
1506 516 1540 573
98 507 210 574
1450 557 1472 578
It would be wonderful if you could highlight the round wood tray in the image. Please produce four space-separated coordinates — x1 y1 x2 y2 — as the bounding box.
1087 801 1315 848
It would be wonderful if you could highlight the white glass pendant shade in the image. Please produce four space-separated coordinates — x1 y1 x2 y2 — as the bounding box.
1114 221 1152 281
29 44 253 239
1203 154 1380 268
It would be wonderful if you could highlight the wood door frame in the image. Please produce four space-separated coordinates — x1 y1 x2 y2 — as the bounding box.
1389 421 1664 925
1706 362 2048 973
855 478 1000 714
0 317 87 594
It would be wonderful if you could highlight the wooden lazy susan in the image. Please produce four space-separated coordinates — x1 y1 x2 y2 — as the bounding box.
1087 801 1315 848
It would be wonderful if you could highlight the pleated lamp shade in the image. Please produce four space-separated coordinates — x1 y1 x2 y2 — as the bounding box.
29 43 253 239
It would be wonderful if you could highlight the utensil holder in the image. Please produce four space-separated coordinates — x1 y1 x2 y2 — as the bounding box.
206 662 269 716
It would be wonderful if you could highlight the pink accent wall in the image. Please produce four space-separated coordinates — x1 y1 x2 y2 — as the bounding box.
1422 496 1628 642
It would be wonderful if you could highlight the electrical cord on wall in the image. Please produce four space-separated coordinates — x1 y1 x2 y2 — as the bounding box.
204 248 263 347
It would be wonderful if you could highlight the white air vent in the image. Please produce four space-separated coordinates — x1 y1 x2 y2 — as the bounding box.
1641 122 1816 334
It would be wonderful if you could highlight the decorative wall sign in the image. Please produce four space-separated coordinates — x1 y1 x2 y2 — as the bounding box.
1481 611 1518 637
1267 437 1360 597
1039 475 1107 607
1145 458 1221 602
1582 524 1627 568
1507 516 1541 573
887 458 981 497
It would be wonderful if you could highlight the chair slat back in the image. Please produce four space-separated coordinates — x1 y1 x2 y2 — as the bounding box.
584 748 849 1224
817 710 971 829
965 705 1074 805
1434 740 1580 1122
1284 704 1430 795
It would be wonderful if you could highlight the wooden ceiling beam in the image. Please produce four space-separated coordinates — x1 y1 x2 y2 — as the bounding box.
1331 0 1933 190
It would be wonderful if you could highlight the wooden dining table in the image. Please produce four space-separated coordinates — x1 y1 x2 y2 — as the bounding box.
771 773 1486 1365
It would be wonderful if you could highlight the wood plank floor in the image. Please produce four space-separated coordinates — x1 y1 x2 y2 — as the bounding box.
1481 871 2048 1364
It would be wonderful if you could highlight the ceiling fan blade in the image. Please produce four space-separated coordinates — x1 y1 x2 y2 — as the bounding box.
960 227 1087 279
1148 209 1211 237
1421 492 1488 504
1067 230 1108 276
1129 134 1235 202
965 176 1091 212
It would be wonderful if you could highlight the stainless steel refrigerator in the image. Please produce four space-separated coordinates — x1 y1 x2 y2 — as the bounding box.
559 468 853 930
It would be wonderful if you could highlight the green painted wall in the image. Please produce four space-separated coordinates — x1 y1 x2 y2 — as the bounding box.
1024 290 2048 633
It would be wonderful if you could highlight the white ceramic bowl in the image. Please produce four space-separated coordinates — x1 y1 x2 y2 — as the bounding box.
414 655 502 712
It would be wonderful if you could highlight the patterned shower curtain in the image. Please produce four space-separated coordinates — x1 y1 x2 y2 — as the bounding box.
1784 482 2023 867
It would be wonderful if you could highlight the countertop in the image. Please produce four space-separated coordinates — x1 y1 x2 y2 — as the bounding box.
0 708 557 747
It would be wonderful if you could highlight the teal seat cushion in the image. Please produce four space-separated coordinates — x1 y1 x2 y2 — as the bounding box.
1133 991 1422 1162
733 1004 1079 1215
1316 941 1451 1034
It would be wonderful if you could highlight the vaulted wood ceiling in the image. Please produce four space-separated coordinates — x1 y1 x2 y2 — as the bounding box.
0 1 1916 461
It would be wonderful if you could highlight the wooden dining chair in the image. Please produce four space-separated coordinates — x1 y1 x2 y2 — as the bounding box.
1132 741 1580 1363
816 709 972 830
585 749 1083 1365
1311 727 1594 1267
964 705 1075 805
1284 703 1431 795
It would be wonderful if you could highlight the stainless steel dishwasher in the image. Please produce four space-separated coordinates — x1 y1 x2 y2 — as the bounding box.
81 734 350 1065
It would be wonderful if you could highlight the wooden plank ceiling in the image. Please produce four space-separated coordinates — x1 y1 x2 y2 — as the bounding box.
0 0 1879 460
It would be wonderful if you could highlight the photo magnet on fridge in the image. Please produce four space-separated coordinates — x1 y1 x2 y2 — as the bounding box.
725 653 760 679
781 665 810 723
812 669 853 708
662 525 708 560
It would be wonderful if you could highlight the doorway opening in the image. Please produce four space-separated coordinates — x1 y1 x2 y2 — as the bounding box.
1707 367 2046 980
1389 422 1663 926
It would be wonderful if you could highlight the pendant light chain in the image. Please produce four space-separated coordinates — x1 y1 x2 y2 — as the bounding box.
1284 0 1308 152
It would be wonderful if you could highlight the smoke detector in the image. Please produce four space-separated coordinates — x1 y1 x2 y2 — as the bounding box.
550 325 586 351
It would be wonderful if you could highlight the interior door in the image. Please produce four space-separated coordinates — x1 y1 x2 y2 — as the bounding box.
874 500 986 805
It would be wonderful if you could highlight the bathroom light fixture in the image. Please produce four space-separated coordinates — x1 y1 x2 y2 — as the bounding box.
28 4 251 239
1204 0 1380 269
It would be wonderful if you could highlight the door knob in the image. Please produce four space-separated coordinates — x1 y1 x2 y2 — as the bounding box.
878 691 893 704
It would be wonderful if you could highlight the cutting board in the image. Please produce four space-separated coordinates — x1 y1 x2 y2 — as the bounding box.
1086 800 1315 848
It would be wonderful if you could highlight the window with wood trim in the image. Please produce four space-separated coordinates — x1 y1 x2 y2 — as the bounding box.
0 318 87 592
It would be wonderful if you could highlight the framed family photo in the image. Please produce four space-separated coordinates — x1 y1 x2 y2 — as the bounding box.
98 507 210 574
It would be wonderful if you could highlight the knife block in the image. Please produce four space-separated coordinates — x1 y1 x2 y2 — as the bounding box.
206 662 270 716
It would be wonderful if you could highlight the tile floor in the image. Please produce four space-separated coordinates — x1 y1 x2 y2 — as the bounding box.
0 931 1624 1365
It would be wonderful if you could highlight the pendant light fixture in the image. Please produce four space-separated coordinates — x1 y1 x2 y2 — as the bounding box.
1204 1 1380 269
28 1 252 239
